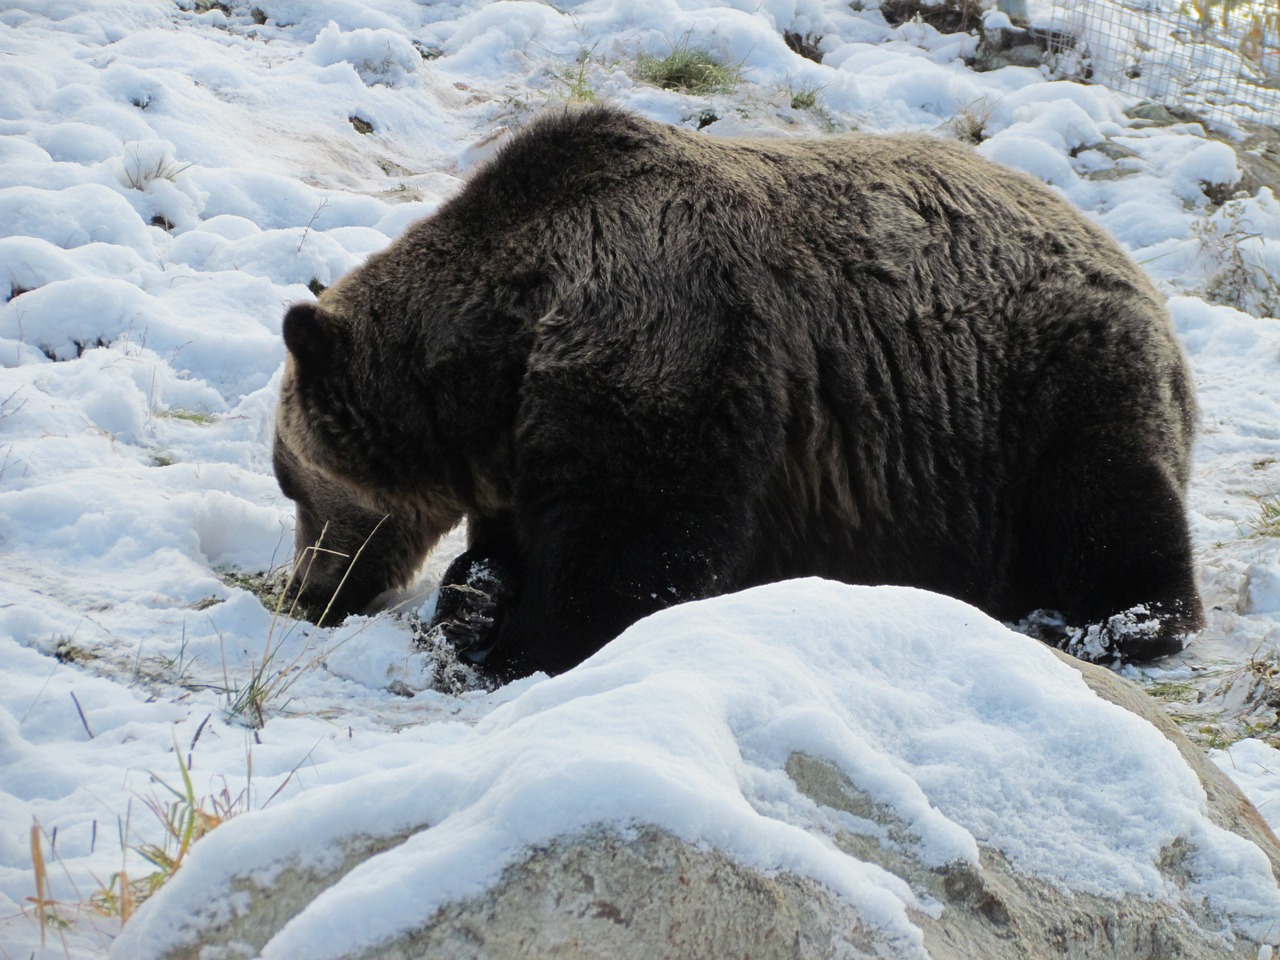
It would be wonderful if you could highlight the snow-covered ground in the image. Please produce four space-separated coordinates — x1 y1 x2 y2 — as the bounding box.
1 1 1278 957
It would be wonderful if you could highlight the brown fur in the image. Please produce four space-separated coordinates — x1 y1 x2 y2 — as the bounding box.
275 105 1202 677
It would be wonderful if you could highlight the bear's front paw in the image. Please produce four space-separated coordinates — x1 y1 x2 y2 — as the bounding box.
420 553 517 673
434 584 501 654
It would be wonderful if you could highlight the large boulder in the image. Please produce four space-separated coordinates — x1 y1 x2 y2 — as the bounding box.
109 581 1280 960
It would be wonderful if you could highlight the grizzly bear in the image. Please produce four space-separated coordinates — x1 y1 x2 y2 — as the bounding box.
274 104 1202 679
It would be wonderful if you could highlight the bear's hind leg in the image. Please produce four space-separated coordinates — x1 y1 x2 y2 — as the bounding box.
1018 444 1203 663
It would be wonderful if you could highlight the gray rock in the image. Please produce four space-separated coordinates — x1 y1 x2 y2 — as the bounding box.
1058 650 1280 880
972 25 1054 73
373 664 1280 960
1082 139 1141 163
354 826 884 960
115 654 1280 960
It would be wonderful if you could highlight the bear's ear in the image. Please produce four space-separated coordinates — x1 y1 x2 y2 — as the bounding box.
282 303 329 368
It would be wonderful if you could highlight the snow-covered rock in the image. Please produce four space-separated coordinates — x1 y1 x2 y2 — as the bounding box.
109 582 1280 960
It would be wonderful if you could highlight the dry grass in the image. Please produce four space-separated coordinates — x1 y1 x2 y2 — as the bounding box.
121 148 191 191
29 822 70 953
1246 494 1280 539
85 744 250 924
219 517 389 727
28 739 307 946
941 97 995 144
1193 200 1280 319
22 524 398 946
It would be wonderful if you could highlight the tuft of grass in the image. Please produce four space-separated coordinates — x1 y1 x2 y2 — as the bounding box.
87 869 149 925
222 650 298 729
941 97 994 144
133 747 240 880
216 567 316 727
216 519 389 727
38 738 308 935
636 39 742 96
1192 200 1280 318
155 407 218 425
128 624 205 694
778 79 839 132
1245 493 1280 539
787 80 823 112
53 635 101 665
87 741 262 924
122 151 191 191
555 50 598 103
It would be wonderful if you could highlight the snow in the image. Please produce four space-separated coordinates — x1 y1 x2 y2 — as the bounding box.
105 582 1280 959
1 1 1279 957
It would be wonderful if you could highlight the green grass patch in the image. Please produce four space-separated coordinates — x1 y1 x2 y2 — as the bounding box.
789 82 821 111
218 568 305 612
1145 680 1199 703
155 408 217 425
636 40 741 96
554 49 598 103
1246 494 1280 538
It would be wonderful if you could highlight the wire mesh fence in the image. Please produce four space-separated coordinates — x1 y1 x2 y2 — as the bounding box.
1030 0 1280 126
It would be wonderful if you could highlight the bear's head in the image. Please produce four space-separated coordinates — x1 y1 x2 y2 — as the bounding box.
271 431 409 616
274 298 471 616
275 284 524 616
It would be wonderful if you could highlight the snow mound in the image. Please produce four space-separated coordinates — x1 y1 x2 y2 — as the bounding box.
113 580 1280 960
